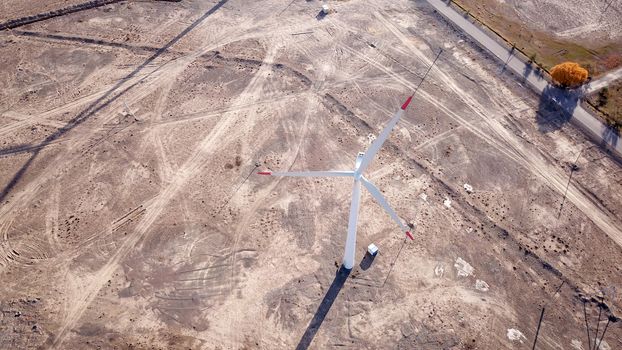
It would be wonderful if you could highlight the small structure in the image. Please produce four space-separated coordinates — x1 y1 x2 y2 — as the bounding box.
367 243 379 256
321 4 330 14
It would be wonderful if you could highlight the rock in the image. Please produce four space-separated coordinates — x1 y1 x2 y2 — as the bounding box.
507 328 526 343
444 197 452 208
475 279 489 292
434 263 445 278
454 257 473 277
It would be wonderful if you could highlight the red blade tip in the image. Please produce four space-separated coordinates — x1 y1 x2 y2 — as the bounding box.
405 231 414 240
401 95 413 110
257 171 272 175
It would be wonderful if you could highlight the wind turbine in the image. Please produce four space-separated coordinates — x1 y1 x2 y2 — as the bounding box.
259 51 442 270
258 96 414 269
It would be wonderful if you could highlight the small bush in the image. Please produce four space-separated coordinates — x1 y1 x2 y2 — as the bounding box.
550 62 589 87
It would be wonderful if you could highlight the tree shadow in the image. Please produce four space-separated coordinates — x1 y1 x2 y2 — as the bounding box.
295 266 351 350
536 84 620 154
359 252 376 271
535 84 580 133
0 0 228 204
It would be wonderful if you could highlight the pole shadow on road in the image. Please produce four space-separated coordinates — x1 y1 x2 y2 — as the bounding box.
522 60 534 83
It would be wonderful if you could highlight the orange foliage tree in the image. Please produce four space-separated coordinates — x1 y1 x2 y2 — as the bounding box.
550 62 589 87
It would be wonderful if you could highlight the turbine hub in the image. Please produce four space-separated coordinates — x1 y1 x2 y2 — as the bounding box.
355 152 365 170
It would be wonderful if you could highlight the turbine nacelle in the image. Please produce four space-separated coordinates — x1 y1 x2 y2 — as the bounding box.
355 151 365 169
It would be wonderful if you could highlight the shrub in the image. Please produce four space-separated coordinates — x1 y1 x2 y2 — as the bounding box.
550 62 589 87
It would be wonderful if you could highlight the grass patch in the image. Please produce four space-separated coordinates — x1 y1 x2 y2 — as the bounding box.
587 82 622 130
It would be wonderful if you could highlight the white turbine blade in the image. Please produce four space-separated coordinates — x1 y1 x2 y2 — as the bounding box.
357 95 413 173
361 176 414 240
257 170 354 177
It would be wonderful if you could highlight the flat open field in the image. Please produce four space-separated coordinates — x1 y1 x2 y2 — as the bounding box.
1 0 622 349
455 0 622 75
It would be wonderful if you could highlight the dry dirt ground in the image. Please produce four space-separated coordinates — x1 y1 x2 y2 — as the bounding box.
465 0 621 43
1 0 622 349
455 0 622 74
0 0 93 23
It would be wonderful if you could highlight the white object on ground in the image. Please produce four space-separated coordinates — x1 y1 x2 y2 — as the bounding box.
454 257 473 277
475 279 489 292
367 133 376 144
322 5 330 14
419 193 428 201
367 243 378 256
570 339 583 350
463 183 473 193
434 263 445 277
507 329 526 343
444 197 452 208
599 340 611 350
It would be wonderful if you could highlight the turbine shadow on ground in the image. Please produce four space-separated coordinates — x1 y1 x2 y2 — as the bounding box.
0 0 229 204
295 266 351 350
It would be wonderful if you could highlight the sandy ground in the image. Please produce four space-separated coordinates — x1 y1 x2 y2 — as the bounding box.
488 0 621 43
1 0 622 349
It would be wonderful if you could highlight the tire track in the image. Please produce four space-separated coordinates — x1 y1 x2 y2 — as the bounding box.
50 37 282 349
337 15 622 246
149 80 177 184
0 28 239 232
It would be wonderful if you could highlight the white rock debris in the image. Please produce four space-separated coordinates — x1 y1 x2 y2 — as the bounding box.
454 257 473 277
475 279 489 292
444 197 452 208
463 183 473 193
507 328 526 343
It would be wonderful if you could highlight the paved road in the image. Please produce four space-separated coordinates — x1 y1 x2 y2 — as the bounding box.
585 65 622 94
426 0 621 157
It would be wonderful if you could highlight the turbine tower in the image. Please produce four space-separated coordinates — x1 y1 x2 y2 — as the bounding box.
258 96 416 269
